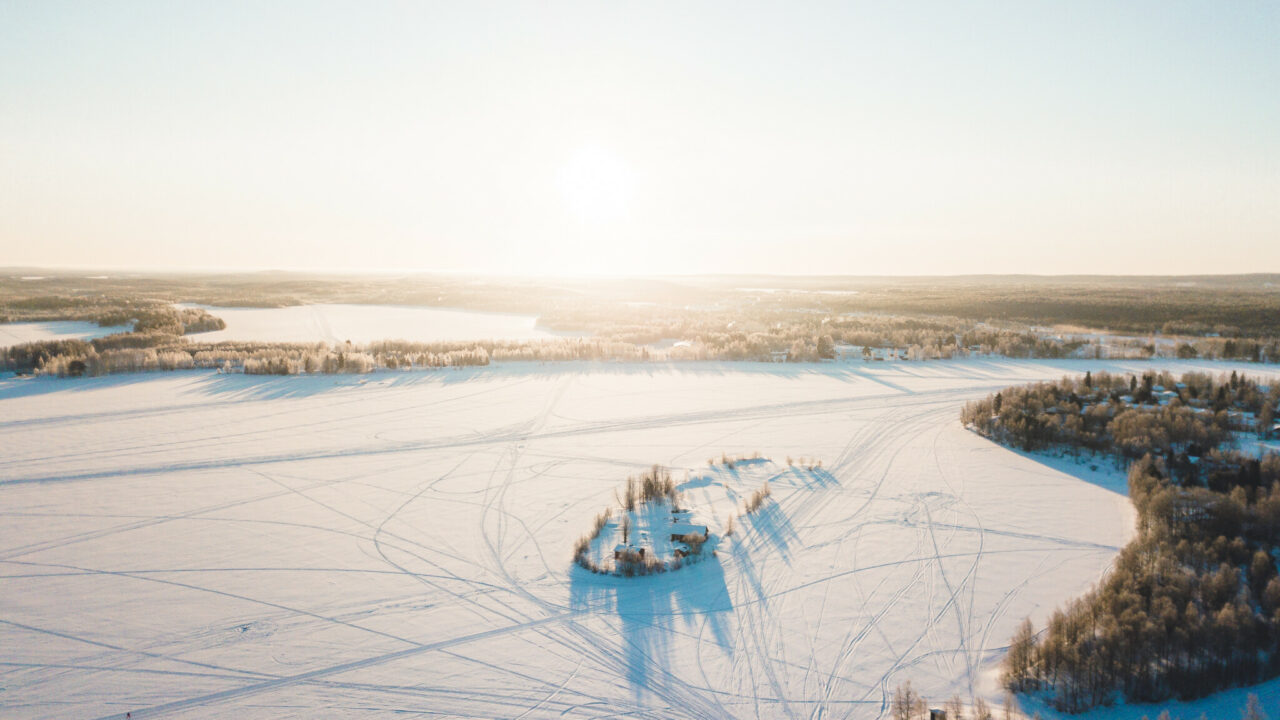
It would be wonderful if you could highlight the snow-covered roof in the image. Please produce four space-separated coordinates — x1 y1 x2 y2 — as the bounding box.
670 523 708 537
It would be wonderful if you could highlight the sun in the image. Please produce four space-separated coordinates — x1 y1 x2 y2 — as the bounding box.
556 145 632 225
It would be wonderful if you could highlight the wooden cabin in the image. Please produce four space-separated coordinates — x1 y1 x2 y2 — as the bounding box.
669 523 708 541
613 544 645 561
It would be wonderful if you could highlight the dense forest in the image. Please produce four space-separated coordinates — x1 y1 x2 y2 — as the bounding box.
968 372 1280 710
837 280 1280 337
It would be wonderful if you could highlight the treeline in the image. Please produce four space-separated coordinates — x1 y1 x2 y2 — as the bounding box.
885 680 1015 720
1170 337 1280 364
888 677 1270 719
0 294 224 335
2 337 495 377
836 280 1280 337
963 370 1278 461
592 312 1277 363
1005 455 1280 709
3 336 697 377
102 305 225 335
595 316 1104 362
0 293 138 325
9 271 1280 344
8 323 1280 383
8 275 1280 368
975 372 1280 710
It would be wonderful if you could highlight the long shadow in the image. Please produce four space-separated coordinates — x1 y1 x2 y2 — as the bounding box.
774 465 838 489
194 371 378 400
6 355 1275 404
671 558 733 650
568 555 731 700
192 363 522 399
677 473 716 492
0 355 1067 405
0 371 192 401
744 501 799 561
1002 443 1133 497
968 419 1134 497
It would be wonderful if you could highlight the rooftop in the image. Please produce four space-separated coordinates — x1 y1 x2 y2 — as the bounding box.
670 522 708 536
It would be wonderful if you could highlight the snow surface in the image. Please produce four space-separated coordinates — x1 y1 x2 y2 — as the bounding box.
176 303 569 344
0 321 131 349
2 358 1278 719
1227 431 1280 459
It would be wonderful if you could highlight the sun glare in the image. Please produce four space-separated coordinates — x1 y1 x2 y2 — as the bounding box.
556 145 632 225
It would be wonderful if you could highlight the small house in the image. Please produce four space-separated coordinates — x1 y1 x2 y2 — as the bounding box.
670 523 708 541
614 544 645 561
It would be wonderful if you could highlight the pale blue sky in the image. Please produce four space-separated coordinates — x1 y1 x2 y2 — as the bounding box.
1 1 1277 275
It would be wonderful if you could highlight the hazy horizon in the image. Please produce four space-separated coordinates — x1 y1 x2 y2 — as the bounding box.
3 1 1277 276
10 264 1280 286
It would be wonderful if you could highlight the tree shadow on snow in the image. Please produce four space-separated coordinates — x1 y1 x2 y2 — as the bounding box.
194 372 376 400
0 371 190 401
568 557 732 700
774 465 838 489
1003 443 1133 497
742 501 799 562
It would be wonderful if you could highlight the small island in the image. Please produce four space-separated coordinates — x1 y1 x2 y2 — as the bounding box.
572 455 782 576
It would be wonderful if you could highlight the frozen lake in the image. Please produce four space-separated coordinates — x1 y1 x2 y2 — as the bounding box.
0 320 131 349
2 359 1275 719
179 303 568 344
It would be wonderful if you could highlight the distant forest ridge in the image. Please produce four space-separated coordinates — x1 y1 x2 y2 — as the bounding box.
3 271 1280 338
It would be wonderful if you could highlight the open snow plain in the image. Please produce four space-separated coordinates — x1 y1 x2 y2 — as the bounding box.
4 358 1272 719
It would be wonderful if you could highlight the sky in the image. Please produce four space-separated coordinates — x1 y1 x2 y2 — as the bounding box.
1 1 1277 276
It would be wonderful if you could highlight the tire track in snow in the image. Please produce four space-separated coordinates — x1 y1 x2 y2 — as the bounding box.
0 385 1011 487
85 610 585 720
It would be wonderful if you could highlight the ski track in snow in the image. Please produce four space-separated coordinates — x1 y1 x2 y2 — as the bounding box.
2 358 1272 719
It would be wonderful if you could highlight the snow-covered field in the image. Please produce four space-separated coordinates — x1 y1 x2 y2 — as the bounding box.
1 358 1275 719
176 304 568 344
0 321 131 349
